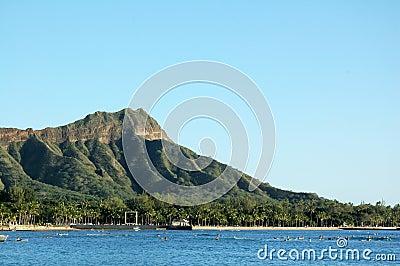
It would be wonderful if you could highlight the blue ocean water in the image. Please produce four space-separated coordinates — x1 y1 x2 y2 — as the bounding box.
0 230 398 265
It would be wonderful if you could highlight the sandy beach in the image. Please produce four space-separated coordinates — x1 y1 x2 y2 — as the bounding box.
3 225 396 231
1 224 341 231
0 225 77 231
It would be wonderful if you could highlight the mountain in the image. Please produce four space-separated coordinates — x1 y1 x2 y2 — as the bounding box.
0 109 317 202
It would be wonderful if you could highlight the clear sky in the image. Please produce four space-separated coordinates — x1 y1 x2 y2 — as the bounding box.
1 1 399 206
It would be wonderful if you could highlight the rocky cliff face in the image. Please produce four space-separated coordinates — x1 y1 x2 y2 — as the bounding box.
0 109 168 148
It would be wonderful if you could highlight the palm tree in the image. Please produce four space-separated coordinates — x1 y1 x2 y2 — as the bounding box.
0 203 10 227
393 204 400 226
27 202 40 225
316 211 329 227
305 199 317 226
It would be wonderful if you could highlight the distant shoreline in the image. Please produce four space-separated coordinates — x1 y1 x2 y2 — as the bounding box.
1 225 77 231
2 225 398 231
192 226 340 231
2 225 339 231
193 226 399 231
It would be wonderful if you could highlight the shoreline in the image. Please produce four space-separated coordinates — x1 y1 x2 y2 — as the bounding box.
1 225 339 231
1 225 77 231
2 225 398 232
192 226 340 231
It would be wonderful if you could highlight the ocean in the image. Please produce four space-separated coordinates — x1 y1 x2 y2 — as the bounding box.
0 229 398 265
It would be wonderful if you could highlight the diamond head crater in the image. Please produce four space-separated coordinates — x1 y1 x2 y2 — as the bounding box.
0 109 398 231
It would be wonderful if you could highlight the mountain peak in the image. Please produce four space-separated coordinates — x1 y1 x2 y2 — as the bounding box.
0 108 168 148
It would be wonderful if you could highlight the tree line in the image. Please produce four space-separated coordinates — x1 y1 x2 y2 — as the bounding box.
0 186 399 228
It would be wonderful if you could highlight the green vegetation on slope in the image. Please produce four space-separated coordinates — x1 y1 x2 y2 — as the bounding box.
0 109 343 203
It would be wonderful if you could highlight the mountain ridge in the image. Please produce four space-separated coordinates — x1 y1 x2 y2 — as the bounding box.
0 108 317 203
0 108 168 148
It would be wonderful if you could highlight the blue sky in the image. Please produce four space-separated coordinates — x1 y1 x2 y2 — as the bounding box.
1 1 399 206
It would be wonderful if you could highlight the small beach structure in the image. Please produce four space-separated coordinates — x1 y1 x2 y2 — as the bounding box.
165 219 192 230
